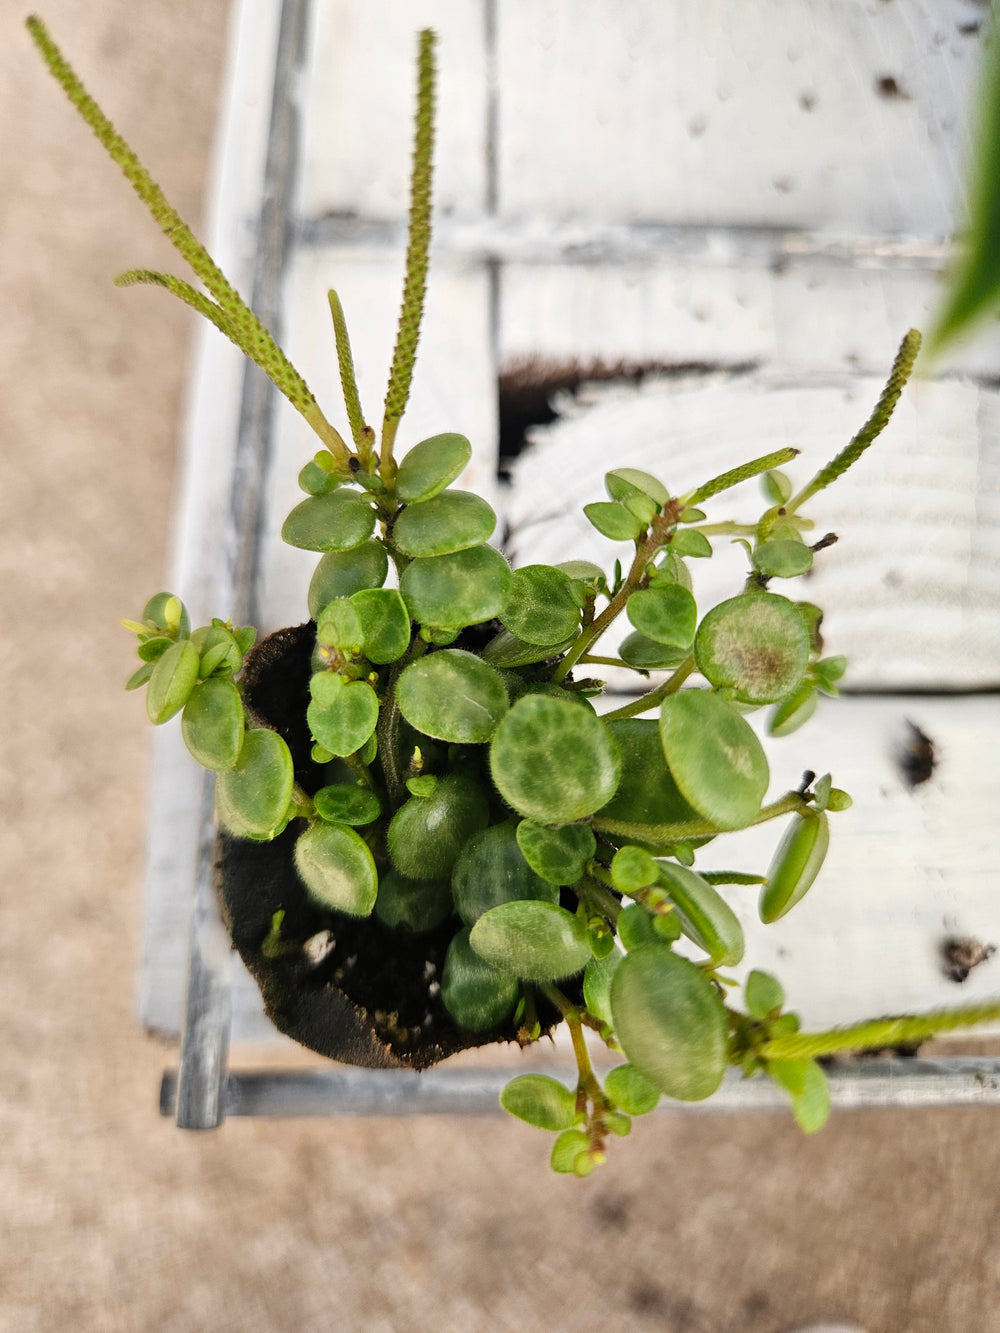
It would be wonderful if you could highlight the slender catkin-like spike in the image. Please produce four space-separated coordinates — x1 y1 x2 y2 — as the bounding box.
686 447 799 506
26 15 351 464
761 999 1000 1061
115 270 236 342
381 29 437 473
785 328 922 514
328 290 374 462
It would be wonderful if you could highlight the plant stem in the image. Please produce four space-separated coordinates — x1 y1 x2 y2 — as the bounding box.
552 516 677 683
761 1000 1000 1061
328 289 373 460
540 983 605 1103
27 16 351 466
581 875 623 923
783 328 921 516
593 789 808 845
683 447 799 506
599 654 695 722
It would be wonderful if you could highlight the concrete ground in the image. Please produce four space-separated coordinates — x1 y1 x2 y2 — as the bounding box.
3 3 1000 1330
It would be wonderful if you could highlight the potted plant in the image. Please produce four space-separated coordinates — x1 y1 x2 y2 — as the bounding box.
29 15 1000 1177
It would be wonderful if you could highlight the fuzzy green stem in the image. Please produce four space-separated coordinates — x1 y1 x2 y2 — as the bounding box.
599 654 695 722
593 790 808 845
328 289 373 461
381 29 437 474
684 447 799 507
27 15 350 465
581 875 623 923
114 270 234 339
784 329 921 515
552 526 667 684
762 1001 1000 1061
540 984 605 1101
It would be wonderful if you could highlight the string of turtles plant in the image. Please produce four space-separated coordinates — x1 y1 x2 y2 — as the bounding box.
30 15 1000 1176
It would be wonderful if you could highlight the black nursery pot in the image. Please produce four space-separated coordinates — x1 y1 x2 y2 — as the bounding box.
217 623 528 1070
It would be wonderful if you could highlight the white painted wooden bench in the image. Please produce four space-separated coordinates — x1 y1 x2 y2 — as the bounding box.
144 0 1000 1126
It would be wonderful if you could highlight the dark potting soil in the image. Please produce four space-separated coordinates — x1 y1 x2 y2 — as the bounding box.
218 622 561 1070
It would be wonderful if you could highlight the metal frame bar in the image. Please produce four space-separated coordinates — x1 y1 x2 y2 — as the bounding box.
175 0 307 1129
161 1058 1000 1121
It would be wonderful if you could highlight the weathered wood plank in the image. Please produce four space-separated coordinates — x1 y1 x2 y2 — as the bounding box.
140 1 286 1038
498 254 1000 380
497 0 983 235
505 374 1000 688
298 0 489 220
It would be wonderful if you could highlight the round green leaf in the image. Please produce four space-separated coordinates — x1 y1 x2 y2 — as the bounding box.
469 900 592 980
516 820 596 885
611 846 659 893
350 588 411 664
146 639 200 725
656 862 744 966
308 542 388 619
598 719 700 831
695 594 810 705
395 432 472 503
193 623 243 678
441 926 519 1031
396 649 509 743
387 774 490 880
659 690 769 830
550 1129 592 1174
759 810 830 924
626 585 697 649
393 490 496 557
142 592 190 637
298 459 339 496
605 467 669 507
619 632 690 671
181 677 245 771
604 1063 661 1115
281 489 375 552
500 1074 577 1131
490 695 621 823
617 903 659 952
754 538 814 578
125 662 154 691
610 944 728 1101
556 559 605 587
400 545 513 630
583 950 621 1027
293 821 377 916
745 969 785 1020
374 871 453 934
481 629 577 668
583 501 645 541
768 1057 830 1133
499 565 583 646
215 728 294 840
137 636 172 664
316 598 364 654
306 680 379 757
761 469 793 505
313 783 382 826
451 820 557 925
671 529 712 559
768 684 818 737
